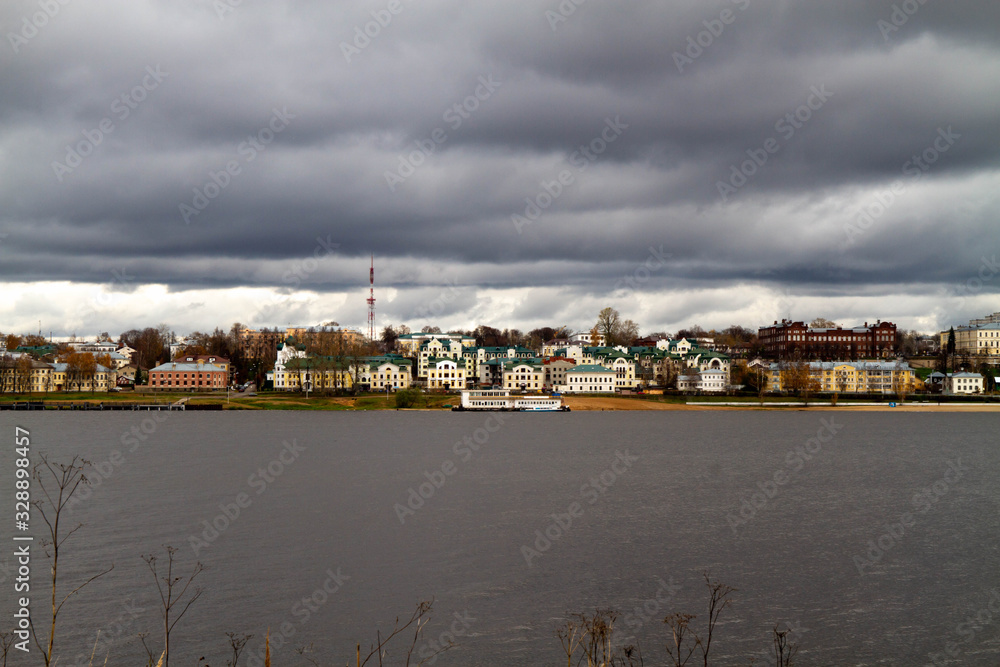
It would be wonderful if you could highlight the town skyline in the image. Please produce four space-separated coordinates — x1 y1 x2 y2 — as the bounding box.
2 293 991 343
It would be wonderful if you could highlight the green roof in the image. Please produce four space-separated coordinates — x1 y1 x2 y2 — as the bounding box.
425 356 460 365
568 364 615 374
284 357 351 370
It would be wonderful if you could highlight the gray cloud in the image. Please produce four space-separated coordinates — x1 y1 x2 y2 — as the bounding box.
1 0 999 336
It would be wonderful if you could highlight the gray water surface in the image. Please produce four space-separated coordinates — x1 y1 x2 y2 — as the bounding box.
1 411 998 666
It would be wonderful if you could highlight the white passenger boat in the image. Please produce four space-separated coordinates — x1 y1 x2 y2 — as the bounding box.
453 389 569 411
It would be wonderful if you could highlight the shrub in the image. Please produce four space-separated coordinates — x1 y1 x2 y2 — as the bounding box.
394 388 422 409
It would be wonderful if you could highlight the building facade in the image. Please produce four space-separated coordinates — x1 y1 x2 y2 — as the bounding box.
503 361 544 392
940 323 1000 358
425 358 466 390
765 360 915 394
396 332 477 355
758 320 897 358
563 364 616 393
366 359 413 391
946 372 984 394
677 369 728 393
543 357 576 391
148 362 227 391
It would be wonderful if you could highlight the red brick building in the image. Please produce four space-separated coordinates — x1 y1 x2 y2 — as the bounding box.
148 361 227 391
175 354 232 384
758 320 896 359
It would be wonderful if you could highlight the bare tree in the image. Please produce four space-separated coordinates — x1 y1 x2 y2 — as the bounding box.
770 624 798 667
556 618 584 667
699 574 736 666
15 355 33 394
0 353 14 393
579 609 618 666
892 370 910 404
0 629 16 667
30 456 115 666
142 546 204 667
138 632 160 667
664 613 698 667
356 599 442 666
596 307 622 346
226 631 254 666
662 573 736 667
555 609 641 667
381 325 400 353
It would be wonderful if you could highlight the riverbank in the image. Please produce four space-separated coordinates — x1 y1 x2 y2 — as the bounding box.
564 396 1000 411
3 392 998 411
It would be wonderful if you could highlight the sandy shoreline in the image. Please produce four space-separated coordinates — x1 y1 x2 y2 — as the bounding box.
562 396 1000 412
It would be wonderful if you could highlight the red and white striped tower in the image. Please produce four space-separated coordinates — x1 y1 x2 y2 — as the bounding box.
367 254 376 342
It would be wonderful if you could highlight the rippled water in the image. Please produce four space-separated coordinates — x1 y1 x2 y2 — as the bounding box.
1 411 998 666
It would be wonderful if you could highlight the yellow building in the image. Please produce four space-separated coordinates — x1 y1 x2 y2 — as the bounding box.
279 358 355 392
417 338 465 379
49 362 113 392
503 361 544 391
396 332 476 356
580 348 640 390
0 357 52 393
366 359 413 391
426 357 466 390
767 360 915 394
940 323 1000 358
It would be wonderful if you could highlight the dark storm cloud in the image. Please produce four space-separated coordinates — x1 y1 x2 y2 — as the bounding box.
1 0 999 334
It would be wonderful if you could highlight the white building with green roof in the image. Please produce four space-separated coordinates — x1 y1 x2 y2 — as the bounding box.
503 360 544 391
364 357 413 391
397 332 476 355
563 364 616 393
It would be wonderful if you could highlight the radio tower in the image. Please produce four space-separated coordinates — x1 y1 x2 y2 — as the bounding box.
367 254 376 342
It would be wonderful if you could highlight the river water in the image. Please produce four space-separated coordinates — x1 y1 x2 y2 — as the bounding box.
1 411 998 666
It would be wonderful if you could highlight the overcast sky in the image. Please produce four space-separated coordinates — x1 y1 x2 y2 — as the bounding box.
2 0 998 339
